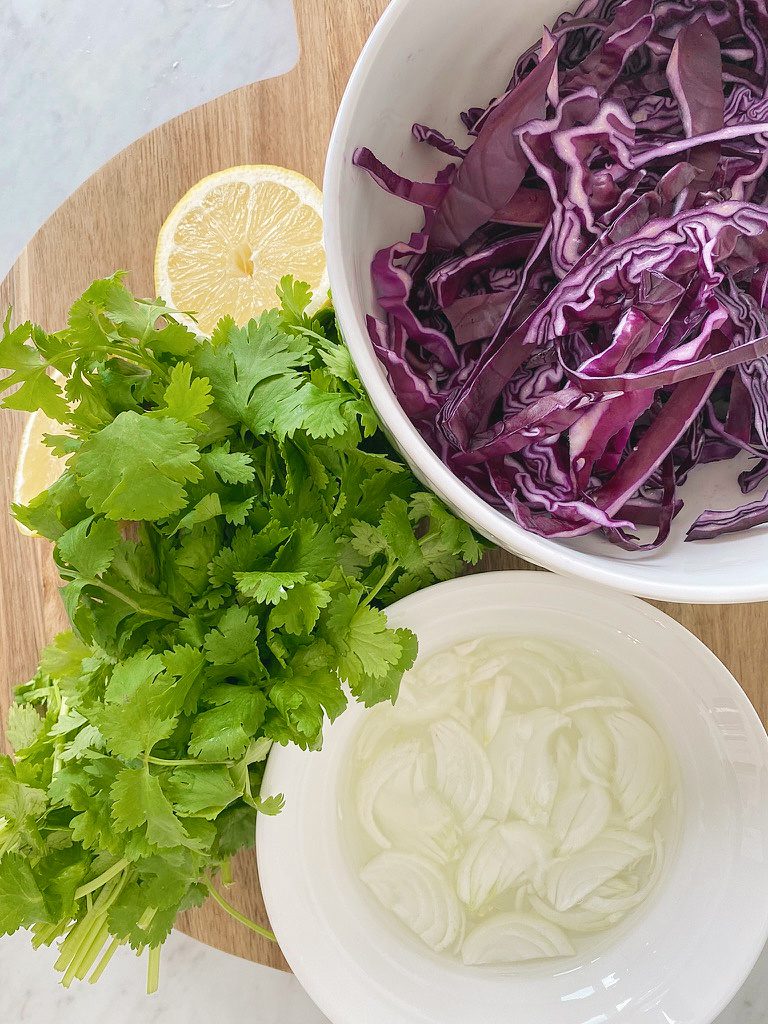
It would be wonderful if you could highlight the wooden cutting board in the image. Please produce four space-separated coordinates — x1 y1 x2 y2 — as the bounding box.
1 0 766 973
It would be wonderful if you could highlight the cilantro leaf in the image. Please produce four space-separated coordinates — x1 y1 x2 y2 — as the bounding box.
410 492 484 566
188 686 267 762
73 412 202 520
201 443 255 485
191 313 310 437
203 606 260 666
174 493 223 533
164 766 240 818
0 756 47 854
234 570 307 604
208 523 290 587
349 627 418 707
213 805 257 858
292 386 349 439
267 582 332 636
152 362 213 431
326 589 406 680
380 496 423 570
350 520 389 561
267 665 347 750
0 319 69 420
111 768 200 852
0 854 48 934
12 471 89 541
6 705 44 753
249 793 285 815
92 651 178 759
56 516 121 578
276 275 313 324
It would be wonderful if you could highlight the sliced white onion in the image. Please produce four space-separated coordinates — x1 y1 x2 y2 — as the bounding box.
562 696 632 714
454 638 482 658
481 676 509 745
462 911 574 964
430 717 492 828
573 709 615 787
560 670 625 708
467 656 512 686
456 821 553 911
356 741 420 848
528 892 614 933
486 709 569 824
374 755 462 864
485 716 526 820
348 635 672 965
537 829 653 912
502 655 563 709
464 674 508 745
607 711 666 829
395 651 461 721
514 883 531 911
582 831 664 915
550 782 612 855
361 851 464 952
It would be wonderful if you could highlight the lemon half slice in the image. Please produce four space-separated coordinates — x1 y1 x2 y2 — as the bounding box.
13 410 67 537
154 165 328 335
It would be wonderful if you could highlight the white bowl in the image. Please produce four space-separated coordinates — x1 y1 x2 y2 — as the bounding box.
257 572 768 1024
323 0 768 604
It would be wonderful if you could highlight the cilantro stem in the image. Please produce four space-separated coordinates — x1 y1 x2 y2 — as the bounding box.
137 907 157 930
59 572 180 621
31 920 67 949
204 881 276 941
364 560 397 606
90 579 179 620
75 857 130 900
220 858 233 886
48 344 168 382
89 937 121 985
264 441 273 492
72 919 111 984
146 755 232 767
146 946 161 995
57 871 130 984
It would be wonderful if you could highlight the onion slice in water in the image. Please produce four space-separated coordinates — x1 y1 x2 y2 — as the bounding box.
462 911 575 964
550 782 612 855
486 709 569 823
374 756 463 864
361 851 465 952
538 829 653 912
456 821 554 911
430 717 493 828
356 741 420 848
607 711 667 828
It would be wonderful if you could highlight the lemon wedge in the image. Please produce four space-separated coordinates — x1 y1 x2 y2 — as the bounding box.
13 410 67 537
154 165 327 335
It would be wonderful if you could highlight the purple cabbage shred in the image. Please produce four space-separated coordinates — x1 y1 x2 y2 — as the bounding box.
356 0 768 546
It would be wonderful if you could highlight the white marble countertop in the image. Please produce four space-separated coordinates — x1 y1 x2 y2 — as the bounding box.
2 923 766 1024
0 2 766 1022
0 0 298 281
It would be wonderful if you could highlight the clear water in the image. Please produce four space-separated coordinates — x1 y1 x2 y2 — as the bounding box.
339 634 680 966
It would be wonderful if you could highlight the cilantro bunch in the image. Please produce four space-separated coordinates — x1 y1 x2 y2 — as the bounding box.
0 275 483 991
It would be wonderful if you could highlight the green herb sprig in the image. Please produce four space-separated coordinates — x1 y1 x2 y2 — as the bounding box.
0 274 484 991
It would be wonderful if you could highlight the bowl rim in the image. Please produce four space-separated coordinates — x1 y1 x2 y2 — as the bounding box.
322 0 768 605
256 571 768 1024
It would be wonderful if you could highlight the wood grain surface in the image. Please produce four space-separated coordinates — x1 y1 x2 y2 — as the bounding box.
1 0 766 972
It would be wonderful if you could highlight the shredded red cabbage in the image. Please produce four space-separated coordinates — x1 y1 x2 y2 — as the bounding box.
355 0 768 546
